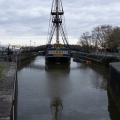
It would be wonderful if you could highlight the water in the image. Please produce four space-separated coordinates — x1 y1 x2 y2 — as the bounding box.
17 56 120 120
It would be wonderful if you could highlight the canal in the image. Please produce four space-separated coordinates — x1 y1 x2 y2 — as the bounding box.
17 56 120 120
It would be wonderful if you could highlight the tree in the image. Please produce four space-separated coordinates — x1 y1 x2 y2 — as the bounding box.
92 25 112 47
78 32 92 52
78 24 120 52
106 26 120 50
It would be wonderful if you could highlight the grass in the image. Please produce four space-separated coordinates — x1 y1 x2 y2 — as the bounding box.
0 64 6 81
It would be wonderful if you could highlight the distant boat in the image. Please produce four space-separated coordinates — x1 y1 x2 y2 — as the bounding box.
45 0 71 64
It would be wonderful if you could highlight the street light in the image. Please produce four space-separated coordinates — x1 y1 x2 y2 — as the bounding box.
34 42 35 47
8 43 10 55
30 40 31 46
0 42 1 51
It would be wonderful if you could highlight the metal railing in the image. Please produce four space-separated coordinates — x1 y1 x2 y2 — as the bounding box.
12 62 18 120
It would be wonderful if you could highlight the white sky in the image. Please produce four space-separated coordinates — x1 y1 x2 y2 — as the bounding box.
0 0 120 46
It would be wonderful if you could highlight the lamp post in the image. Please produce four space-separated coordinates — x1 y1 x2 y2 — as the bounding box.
14 46 15 52
8 43 10 55
30 40 31 46
104 43 107 56
8 43 10 61
0 42 2 51
34 42 35 47
110 42 115 56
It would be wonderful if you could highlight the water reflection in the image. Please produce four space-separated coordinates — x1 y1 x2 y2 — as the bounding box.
87 61 120 120
74 62 108 90
17 56 114 120
45 63 71 120
45 63 70 71
71 62 107 91
18 60 45 70
50 97 63 120
88 64 108 90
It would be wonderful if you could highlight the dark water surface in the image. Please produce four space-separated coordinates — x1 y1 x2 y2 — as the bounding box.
17 56 120 120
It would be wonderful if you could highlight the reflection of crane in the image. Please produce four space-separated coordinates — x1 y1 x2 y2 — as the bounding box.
50 97 63 120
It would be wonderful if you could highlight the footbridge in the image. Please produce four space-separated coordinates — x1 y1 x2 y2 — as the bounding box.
20 44 81 53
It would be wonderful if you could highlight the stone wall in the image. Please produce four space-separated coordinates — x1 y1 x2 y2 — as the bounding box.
0 62 17 120
108 62 120 112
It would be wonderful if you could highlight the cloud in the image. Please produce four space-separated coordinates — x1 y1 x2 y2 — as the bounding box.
63 0 120 37
0 0 120 45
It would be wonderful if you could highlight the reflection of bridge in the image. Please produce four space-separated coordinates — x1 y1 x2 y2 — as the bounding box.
20 62 45 70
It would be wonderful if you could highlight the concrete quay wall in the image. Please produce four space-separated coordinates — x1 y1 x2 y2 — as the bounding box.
72 53 105 67
11 53 38 67
0 62 17 120
0 55 37 120
108 62 120 112
72 53 119 67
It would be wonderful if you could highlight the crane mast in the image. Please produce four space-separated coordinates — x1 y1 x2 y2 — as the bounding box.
56 0 59 43
47 0 69 46
45 0 71 64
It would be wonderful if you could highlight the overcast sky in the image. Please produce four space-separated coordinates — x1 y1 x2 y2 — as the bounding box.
0 0 120 46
